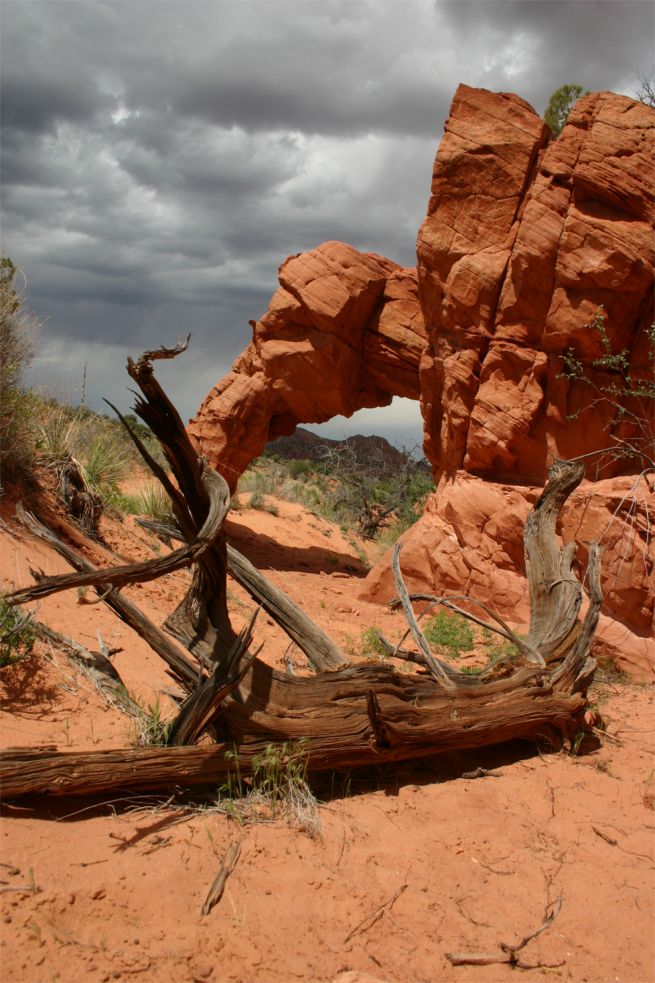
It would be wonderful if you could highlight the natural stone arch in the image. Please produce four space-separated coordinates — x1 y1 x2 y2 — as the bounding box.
188 85 654 678
188 241 428 491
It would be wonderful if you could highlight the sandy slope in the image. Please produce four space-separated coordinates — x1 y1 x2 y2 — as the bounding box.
1 490 653 983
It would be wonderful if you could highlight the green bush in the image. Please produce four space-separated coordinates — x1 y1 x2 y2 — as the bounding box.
0 600 36 667
424 611 474 658
481 627 520 664
287 458 315 479
0 258 38 488
562 307 654 474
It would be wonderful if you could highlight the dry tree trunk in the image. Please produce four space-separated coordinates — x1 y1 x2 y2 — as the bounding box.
1 344 602 800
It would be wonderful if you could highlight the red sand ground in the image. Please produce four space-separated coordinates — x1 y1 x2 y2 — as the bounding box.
1 487 654 983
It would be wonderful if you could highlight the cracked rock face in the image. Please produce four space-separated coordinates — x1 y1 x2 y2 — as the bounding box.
189 85 654 677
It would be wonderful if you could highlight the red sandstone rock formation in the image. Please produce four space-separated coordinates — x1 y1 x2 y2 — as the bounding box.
189 85 654 677
189 243 426 487
418 86 654 483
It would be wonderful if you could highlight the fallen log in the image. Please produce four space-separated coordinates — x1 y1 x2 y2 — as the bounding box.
1 660 586 798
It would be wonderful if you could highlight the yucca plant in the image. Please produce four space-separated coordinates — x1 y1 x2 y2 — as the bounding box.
134 482 173 523
81 436 131 492
36 407 84 466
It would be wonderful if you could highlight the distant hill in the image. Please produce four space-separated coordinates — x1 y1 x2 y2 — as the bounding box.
265 427 422 476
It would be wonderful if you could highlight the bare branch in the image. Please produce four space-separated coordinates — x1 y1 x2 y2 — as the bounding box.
391 543 455 689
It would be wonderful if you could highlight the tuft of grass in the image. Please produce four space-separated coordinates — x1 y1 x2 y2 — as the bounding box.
0 600 36 667
215 739 321 837
132 698 174 747
36 407 84 467
359 627 388 661
424 611 474 658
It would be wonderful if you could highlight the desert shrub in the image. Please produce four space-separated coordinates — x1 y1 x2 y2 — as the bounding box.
0 600 36 667
241 446 433 539
424 611 474 658
562 307 654 475
287 458 315 479
36 405 84 466
0 258 39 488
81 435 131 491
239 461 288 513
33 394 168 517
319 443 433 539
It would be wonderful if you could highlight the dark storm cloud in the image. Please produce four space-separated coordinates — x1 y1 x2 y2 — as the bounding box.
437 1 655 111
1 0 652 439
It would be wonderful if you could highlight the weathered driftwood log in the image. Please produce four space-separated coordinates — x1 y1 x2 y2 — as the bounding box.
0 344 602 800
1 659 588 798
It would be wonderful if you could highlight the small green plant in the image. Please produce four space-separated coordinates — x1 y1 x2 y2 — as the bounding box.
133 698 173 747
423 611 474 658
359 627 388 661
570 728 587 756
481 627 520 664
216 739 320 837
0 600 36 667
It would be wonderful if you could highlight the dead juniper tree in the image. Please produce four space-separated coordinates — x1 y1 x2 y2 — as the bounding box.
1 341 601 799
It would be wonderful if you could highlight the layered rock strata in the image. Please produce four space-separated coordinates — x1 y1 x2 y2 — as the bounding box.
189 85 654 677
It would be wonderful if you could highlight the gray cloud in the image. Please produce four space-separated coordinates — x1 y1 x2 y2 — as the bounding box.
2 0 652 444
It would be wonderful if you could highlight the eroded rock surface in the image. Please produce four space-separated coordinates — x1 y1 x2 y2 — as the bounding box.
189 85 654 676
189 242 425 487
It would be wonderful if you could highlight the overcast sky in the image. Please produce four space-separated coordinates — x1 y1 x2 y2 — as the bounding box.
2 0 653 447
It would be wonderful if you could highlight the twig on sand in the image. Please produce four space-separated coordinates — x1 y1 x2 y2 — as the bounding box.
201 840 242 916
446 895 564 969
344 882 408 944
